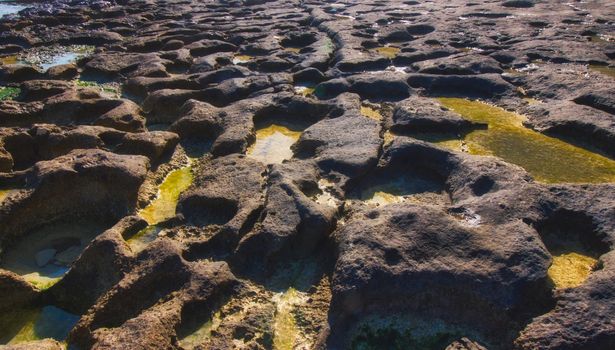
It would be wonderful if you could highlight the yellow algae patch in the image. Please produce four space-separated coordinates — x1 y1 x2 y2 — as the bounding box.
247 124 302 164
436 98 615 183
139 165 193 225
361 105 382 121
589 65 615 79
0 189 13 203
548 253 599 289
284 47 302 54
232 54 252 64
0 55 18 65
294 85 315 96
374 46 400 59
273 288 306 350
366 191 405 205
383 130 397 145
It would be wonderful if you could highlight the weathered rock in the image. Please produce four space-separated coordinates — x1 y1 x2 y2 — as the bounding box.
391 96 482 133
0 149 149 245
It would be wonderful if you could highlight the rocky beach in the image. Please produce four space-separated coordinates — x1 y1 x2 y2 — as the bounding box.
0 0 614 349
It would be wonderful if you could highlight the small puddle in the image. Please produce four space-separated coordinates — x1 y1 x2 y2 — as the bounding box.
138 164 193 225
273 288 307 350
537 211 608 289
351 315 486 350
373 46 400 59
10 45 94 71
358 175 448 206
0 1 25 17
425 98 615 183
1 221 109 289
232 54 252 65
178 309 222 349
246 124 302 164
0 305 79 345
126 225 162 253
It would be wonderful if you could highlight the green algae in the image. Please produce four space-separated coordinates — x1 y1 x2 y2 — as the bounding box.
433 98 615 183
0 86 20 101
75 79 120 97
273 288 304 350
139 165 193 225
0 306 79 345
247 124 302 164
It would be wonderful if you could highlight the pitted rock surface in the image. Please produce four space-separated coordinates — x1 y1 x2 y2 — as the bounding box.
1 0 614 349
